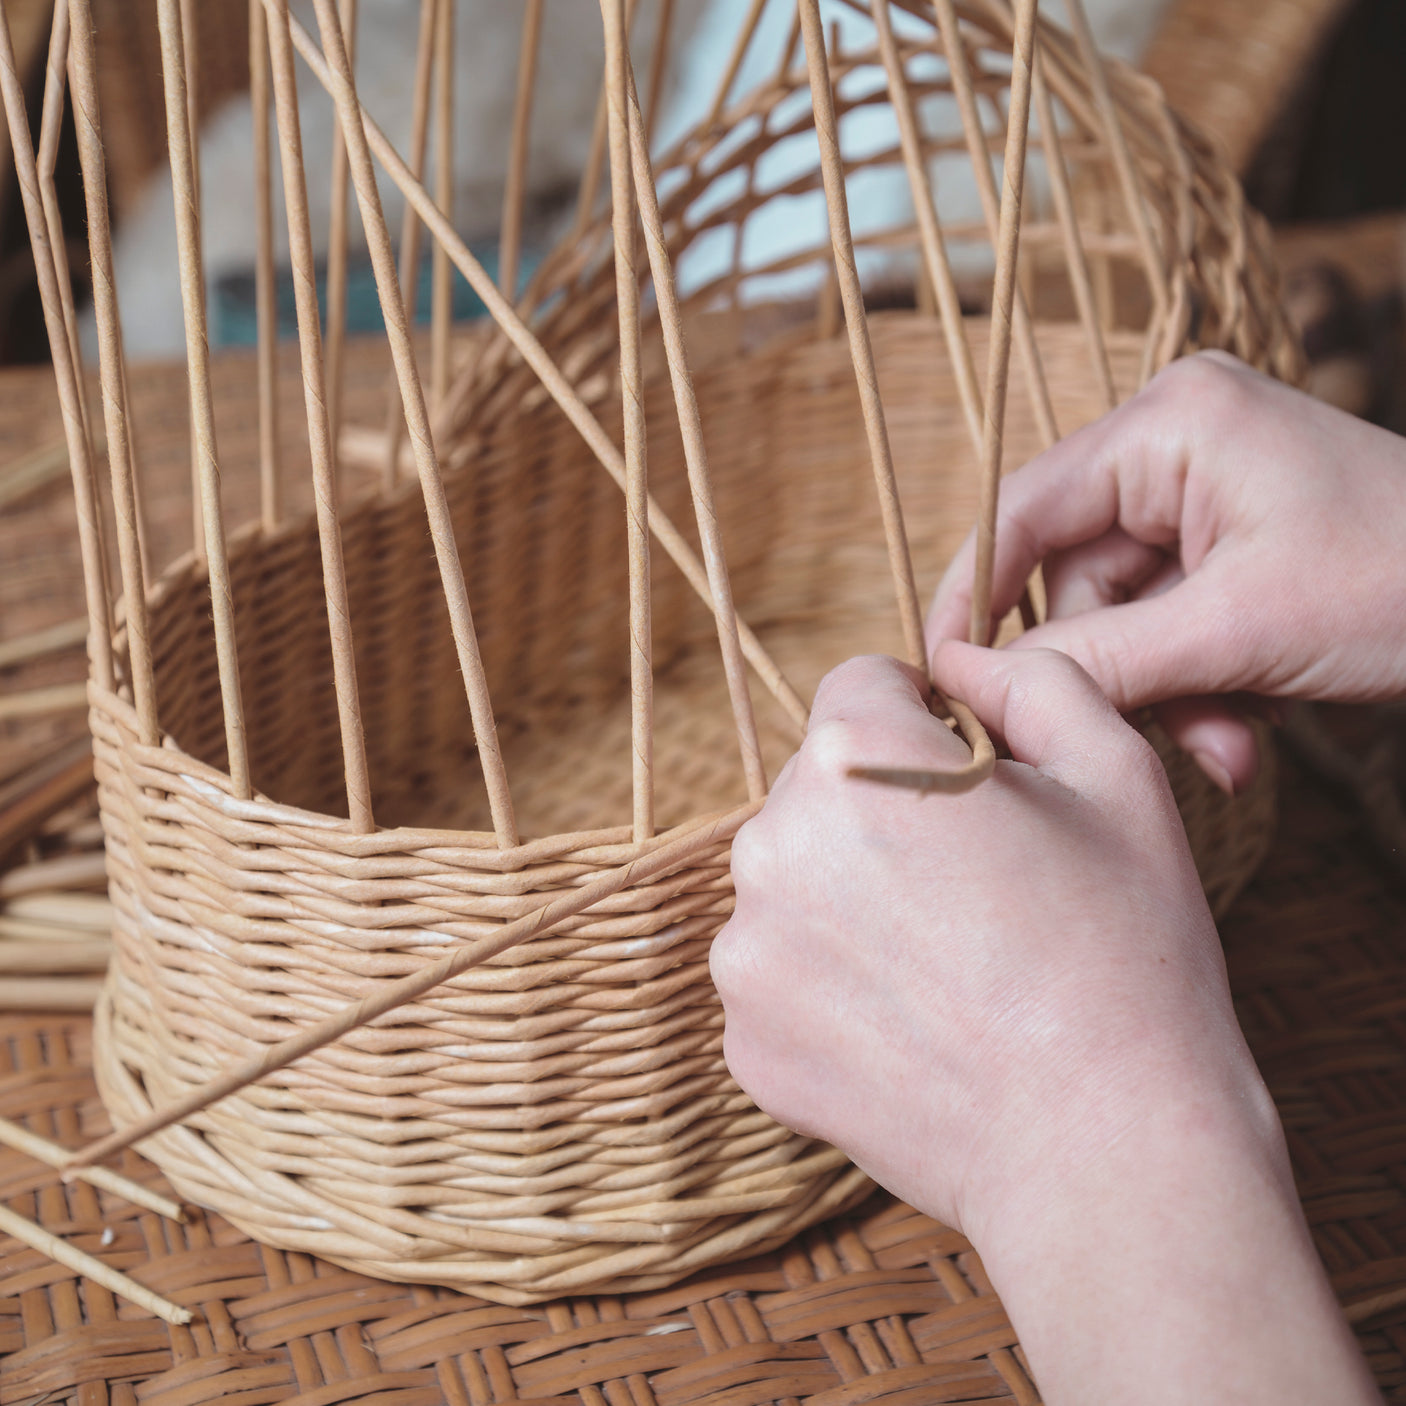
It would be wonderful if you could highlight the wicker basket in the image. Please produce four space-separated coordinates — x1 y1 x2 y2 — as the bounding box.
4 0 1296 1304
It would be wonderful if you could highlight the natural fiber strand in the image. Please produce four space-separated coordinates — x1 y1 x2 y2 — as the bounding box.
0 1201 192 1325
156 0 252 797
66 0 157 742
497 0 541 305
262 0 375 832
65 797 760 1173
303 0 518 845
380 0 437 488
0 1114 185 1222
279 5 808 733
601 0 654 842
623 58 765 800
324 0 358 460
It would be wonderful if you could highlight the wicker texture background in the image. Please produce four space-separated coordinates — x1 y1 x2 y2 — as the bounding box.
3 746 1406 1403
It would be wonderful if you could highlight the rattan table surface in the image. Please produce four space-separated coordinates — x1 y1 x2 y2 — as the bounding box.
2 745 1406 1406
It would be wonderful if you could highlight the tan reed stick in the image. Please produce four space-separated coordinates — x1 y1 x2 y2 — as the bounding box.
66 1 158 742
1031 54 1116 412
156 0 252 799
970 0 1038 651
324 0 358 459
37 1 92 456
0 1202 191 1324
499 0 542 304
643 0 674 145
600 0 654 842
575 0 641 238
0 5 113 694
430 0 454 412
798 0 925 674
263 0 375 834
280 7 808 734
381 0 437 488
800 0 994 793
623 64 765 800
179 0 204 559
931 0 1057 450
303 0 518 844
64 796 760 1174
250 0 282 530
870 0 985 455
0 1114 184 1222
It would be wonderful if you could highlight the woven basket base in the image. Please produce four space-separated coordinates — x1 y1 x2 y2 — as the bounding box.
2 747 1405 1403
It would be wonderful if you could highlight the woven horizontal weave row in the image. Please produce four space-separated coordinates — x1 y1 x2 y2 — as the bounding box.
4 748 1406 1404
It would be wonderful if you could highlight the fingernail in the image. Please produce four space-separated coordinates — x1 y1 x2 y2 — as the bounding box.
1193 750 1237 797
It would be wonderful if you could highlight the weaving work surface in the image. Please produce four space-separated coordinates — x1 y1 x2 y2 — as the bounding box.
3 748 1406 1404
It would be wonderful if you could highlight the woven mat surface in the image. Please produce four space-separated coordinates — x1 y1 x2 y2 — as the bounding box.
1 747 1405 1405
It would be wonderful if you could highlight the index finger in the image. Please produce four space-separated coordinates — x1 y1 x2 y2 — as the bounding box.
925 354 1241 648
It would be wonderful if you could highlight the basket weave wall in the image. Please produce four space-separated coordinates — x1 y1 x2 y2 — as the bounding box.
6 0 1299 1303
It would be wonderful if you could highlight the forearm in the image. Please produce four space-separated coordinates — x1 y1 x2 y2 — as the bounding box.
969 1085 1381 1406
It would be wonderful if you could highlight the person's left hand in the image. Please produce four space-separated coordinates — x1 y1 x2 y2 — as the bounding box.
710 644 1273 1242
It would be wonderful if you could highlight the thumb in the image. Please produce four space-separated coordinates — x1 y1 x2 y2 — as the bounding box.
1007 582 1234 713
932 640 1151 792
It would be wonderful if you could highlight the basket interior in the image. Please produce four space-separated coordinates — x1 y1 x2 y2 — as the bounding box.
140 312 1143 840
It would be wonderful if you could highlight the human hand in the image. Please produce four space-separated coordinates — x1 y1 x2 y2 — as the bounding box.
712 645 1379 1403
928 352 1406 792
711 645 1269 1238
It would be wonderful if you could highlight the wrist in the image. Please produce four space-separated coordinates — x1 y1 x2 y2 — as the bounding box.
959 1070 1378 1404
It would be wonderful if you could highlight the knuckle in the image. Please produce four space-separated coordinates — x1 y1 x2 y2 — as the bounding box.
803 716 866 782
1153 350 1256 429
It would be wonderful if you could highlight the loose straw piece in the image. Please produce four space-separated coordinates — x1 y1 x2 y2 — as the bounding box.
600 0 654 842
970 0 1039 651
64 797 759 1174
498 0 542 304
303 0 517 845
250 0 282 530
156 0 251 798
0 3 114 694
623 62 765 801
278 5 809 736
263 0 375 834
0 1115 185 1223
0 1202 191 1325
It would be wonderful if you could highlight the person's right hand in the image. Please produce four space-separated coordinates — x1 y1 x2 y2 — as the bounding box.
927 351 1406 792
